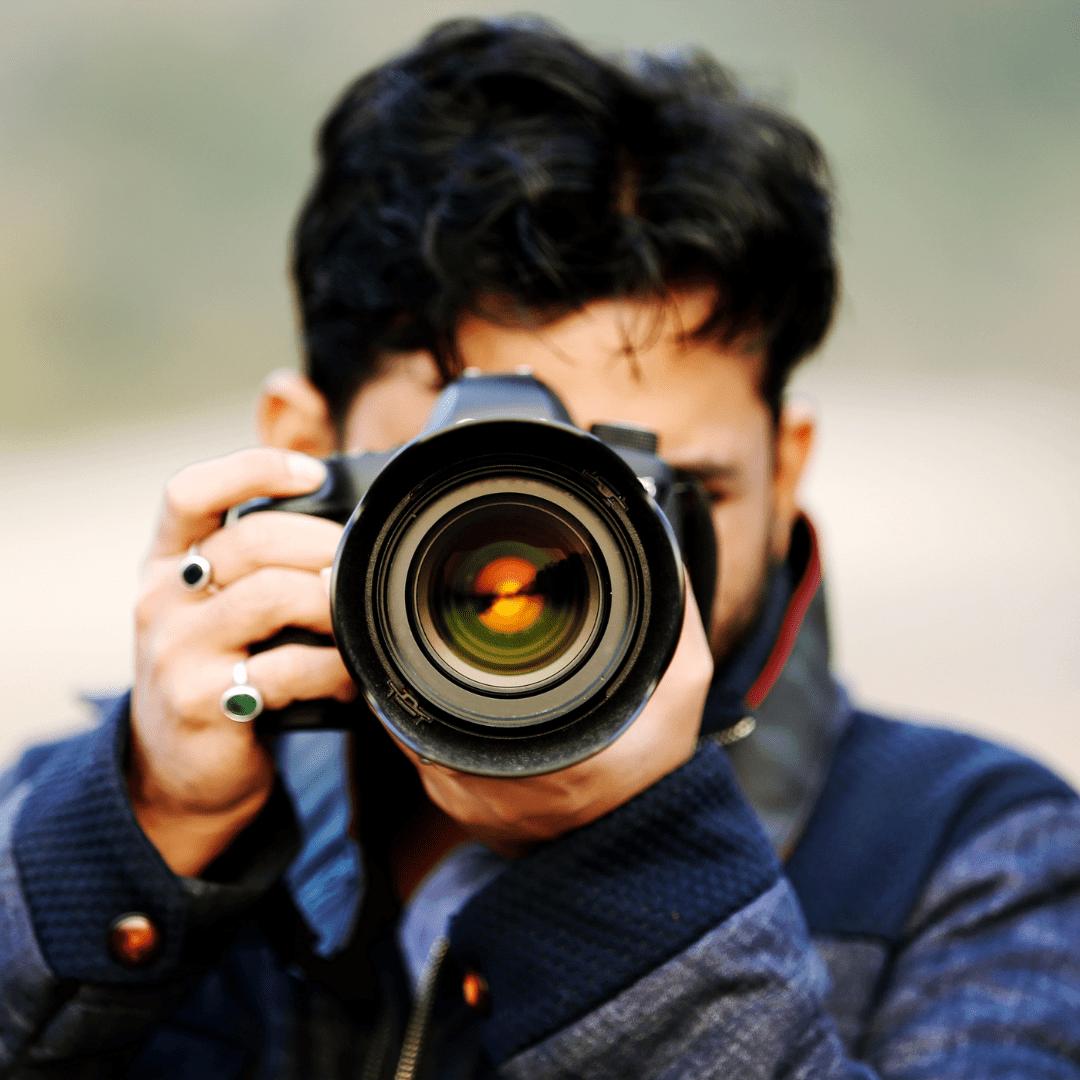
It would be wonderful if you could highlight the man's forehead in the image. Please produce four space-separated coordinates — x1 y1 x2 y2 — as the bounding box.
345 292 772 459
458 289 726 369
457 299 770 455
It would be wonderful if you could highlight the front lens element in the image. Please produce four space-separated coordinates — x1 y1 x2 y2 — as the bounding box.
474 555 545 634
419 502 600 681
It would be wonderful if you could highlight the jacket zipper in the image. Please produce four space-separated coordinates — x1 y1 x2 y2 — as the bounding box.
393 935 450 1080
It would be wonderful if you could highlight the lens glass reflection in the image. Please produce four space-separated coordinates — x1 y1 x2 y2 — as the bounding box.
422 504 596 677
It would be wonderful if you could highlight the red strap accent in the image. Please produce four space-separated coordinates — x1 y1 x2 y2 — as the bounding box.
744 516 822 710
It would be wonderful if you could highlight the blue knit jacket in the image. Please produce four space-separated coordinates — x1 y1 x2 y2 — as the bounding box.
2 520 1079 1078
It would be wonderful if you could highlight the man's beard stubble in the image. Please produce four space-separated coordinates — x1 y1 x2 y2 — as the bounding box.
707 546 780 671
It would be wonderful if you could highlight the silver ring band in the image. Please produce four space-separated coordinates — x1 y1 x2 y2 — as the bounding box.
221 661 264 722
180 544 213 591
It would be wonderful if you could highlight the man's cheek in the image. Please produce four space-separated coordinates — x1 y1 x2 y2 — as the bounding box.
708 498 772 653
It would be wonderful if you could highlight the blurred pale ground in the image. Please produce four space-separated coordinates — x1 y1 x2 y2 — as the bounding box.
2 2 1078 779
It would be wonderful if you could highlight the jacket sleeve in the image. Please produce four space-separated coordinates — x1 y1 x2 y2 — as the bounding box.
860 796 1080 1077
0 695 299 1078
444 741 1080 1078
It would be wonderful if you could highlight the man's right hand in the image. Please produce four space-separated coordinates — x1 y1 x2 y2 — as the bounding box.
129 448 356 877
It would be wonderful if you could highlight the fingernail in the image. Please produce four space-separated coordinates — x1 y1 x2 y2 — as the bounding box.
320 566 332 598
286 452 327 488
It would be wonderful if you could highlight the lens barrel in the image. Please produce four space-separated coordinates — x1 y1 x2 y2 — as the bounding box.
330 418 684 777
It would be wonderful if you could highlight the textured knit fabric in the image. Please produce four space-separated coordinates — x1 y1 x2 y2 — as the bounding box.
10 694 300 990
448 741 780 1063
3 522 1080 1077
500 880 875 1080
786 711 1076 939
1 771 219 1075
500 797 1080 1080
4 708 1080 1077
124 919 303 1080
860 797 1080 1078
10 694 191 985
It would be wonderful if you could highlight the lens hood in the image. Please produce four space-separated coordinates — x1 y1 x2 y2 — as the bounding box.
330 417 685 777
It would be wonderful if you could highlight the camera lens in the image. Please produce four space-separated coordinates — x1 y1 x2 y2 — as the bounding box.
379 473 629 728
330 415 686 773
420 503 595 680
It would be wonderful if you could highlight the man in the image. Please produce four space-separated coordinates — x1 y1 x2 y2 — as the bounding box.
3 17 1079 1079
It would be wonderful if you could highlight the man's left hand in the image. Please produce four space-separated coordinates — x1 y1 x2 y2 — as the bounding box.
395 571 713 858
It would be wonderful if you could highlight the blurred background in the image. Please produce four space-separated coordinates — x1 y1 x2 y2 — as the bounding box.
2 1 1078 779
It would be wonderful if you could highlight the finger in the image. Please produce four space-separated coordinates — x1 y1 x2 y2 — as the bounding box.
150 643 352 733
602 569 712 772
245 645 356 709
193 512 342 589
665 567 713 684
193 566 335 649
154 448 328 557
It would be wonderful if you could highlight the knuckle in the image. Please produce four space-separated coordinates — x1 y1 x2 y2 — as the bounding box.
149 607 187 657
236 513 276 565
247 653 292 710
222 570 282 631
262 645 300 687
163 473 200 520
166 669 212 721
143 616 201 694
251 644 341 708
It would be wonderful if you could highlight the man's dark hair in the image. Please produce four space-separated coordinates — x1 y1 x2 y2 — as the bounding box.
293 17 837 426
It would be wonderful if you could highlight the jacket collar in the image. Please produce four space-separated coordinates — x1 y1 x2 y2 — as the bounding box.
701 515 851 858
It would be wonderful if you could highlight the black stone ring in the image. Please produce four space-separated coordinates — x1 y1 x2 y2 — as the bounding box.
180 545 213 591
221 661 264 722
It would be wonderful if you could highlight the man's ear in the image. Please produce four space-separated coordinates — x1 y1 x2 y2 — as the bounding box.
770 401 816 561
256 368 338 455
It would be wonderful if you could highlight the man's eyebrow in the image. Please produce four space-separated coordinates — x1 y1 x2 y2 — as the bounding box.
671 461 743 484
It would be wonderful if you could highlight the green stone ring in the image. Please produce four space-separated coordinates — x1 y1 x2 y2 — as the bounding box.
221 661 263 722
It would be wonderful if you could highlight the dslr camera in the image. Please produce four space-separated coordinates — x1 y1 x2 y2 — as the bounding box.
236 371 716 777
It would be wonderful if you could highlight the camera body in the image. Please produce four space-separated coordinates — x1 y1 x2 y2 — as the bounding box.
237 371 716 777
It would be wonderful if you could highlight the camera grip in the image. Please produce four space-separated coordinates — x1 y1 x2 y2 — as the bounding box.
248 628 358 734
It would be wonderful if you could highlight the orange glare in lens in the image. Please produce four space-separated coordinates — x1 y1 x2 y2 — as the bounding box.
475 556 544 633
